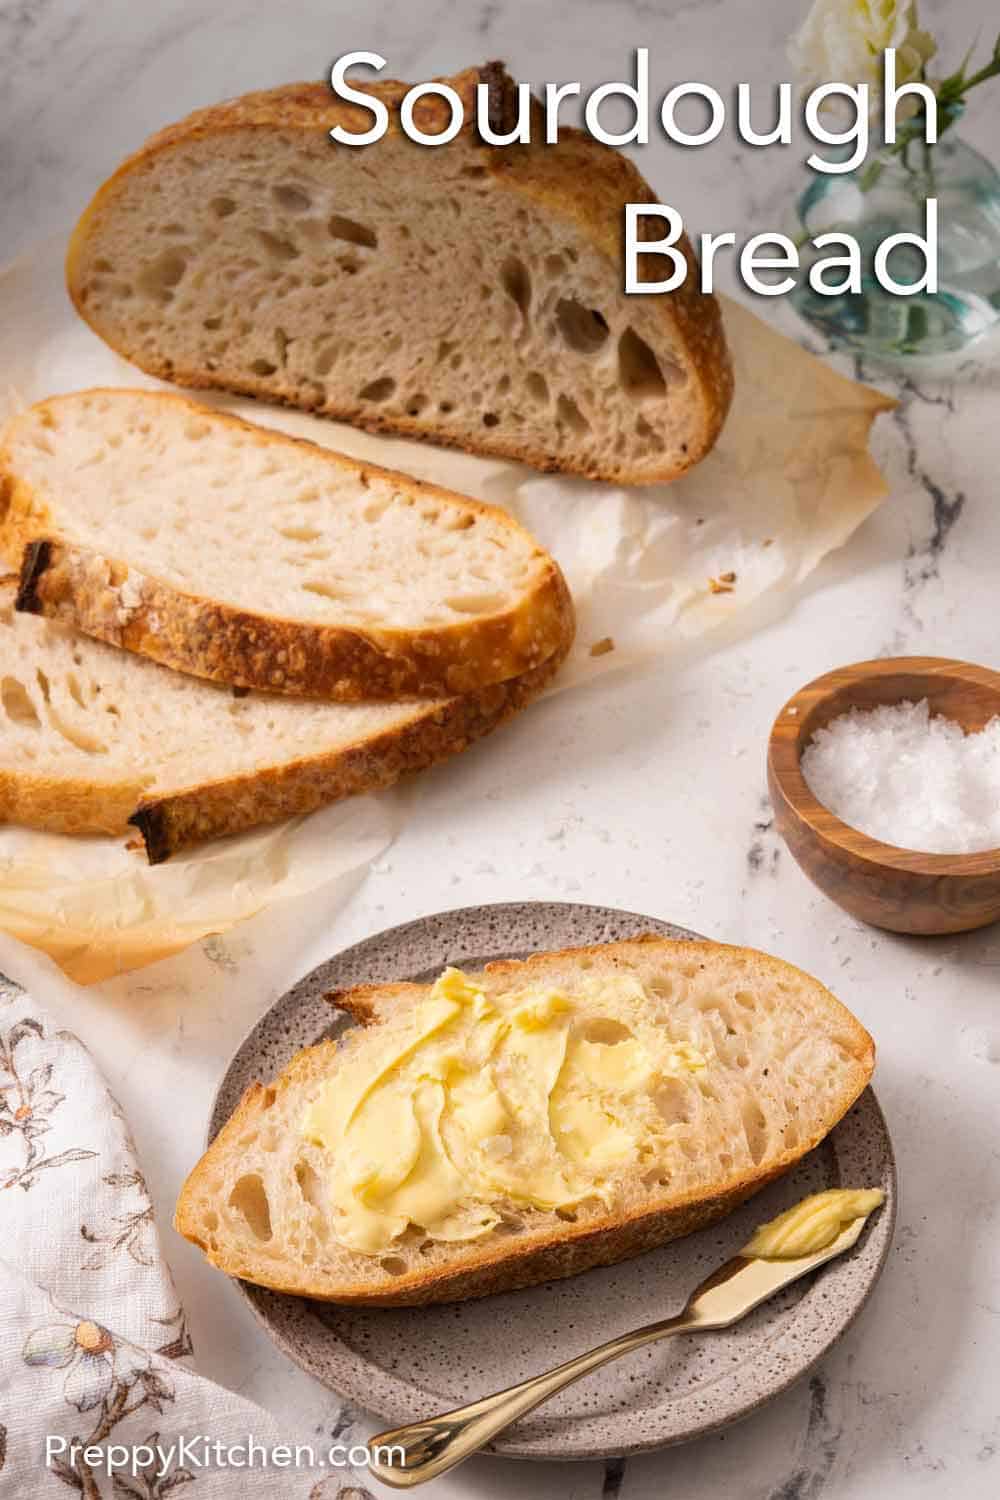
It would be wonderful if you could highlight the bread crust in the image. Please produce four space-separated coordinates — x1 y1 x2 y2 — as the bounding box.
3 391 575 701
0 567 566 858
175 938 875 1305
131 635 567 862
65 67 733 484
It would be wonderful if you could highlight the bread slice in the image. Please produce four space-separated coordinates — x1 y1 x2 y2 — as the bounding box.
175 938 875 1306
65 65 733 485
0 389 574 700
0 579 566 861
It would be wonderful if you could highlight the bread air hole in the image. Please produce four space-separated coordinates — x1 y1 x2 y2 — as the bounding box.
137 248 189 303
580 1018 633 1045
358 376 396 403
255 228 300 262
379 1256 407 1276
446 592 506 615
302 580 349 601
362 497 391 523
555 298 610 354
210 195 237 218
48 706 106 756
556 393 590 434
314 346 338 377
294 1159 324 1209
654 1078 691 1127
229 1173 273 1241
742 1102 769 1165
525 371 549 406
1 676 40 729
278 524 323 543
328 214 377 249
618 327 668 402
500 255 531 323
272 183 313 214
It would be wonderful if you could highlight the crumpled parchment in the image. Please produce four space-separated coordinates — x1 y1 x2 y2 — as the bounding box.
0 237 894 983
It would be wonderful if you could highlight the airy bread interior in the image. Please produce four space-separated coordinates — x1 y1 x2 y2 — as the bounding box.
2 390 552 635
67 75 732 483
0 581 516 837
175 939 875 1305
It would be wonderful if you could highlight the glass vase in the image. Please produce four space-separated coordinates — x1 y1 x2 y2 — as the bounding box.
789 124 1000 359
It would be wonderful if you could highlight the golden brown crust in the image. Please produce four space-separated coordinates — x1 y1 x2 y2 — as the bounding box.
65 69 733 485
175 939 874 1305
0 764 145 838
3 391 575 700
0 567 567 857
131 635 567 862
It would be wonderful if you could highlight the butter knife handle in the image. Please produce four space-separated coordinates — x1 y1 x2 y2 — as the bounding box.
367 1315 690 1488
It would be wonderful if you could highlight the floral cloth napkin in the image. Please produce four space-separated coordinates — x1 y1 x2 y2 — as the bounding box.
0 975 370 1499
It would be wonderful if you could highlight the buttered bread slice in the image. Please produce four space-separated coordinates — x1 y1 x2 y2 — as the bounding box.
0 389 573 700
0 580 565 861
175 939 875 1305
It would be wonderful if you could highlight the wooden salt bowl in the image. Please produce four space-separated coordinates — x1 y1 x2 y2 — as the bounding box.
768 657 1000 936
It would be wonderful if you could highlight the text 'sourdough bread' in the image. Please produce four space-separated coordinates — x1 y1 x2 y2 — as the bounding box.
65 65 733 484
0 579 566 862
0 389 574 700
175 938 875 1306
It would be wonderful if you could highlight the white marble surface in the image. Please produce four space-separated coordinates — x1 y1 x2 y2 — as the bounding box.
2 1 1000 1498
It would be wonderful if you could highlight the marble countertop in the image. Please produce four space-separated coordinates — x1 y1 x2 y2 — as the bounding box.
2 1 999 1497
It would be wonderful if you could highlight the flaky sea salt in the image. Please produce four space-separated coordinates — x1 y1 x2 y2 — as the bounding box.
801 699 1000 854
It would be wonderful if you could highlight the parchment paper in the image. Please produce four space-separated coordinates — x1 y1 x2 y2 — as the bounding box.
0 237 894 983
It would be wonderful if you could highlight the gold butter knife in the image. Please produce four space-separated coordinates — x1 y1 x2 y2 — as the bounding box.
367 1211 877 1487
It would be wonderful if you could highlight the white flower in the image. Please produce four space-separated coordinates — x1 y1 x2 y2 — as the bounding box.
22 1319 156 1413
790 0 937 115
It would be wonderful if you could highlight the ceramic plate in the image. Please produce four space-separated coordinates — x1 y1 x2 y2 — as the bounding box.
209 901 896 1460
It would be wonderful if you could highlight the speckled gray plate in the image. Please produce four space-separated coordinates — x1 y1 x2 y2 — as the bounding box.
209 901 896 1461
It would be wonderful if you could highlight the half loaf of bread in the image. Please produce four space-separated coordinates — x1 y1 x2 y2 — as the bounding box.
65 65 733 484
0 580 565 861
175 937 875 1305
0 389 574 700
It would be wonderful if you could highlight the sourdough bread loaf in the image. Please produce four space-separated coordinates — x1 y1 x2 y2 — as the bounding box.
65 65 733 484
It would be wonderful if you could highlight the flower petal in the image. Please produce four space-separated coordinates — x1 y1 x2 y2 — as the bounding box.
64 1351 113 1412
113 1338 152 1386
22 1324 76 1368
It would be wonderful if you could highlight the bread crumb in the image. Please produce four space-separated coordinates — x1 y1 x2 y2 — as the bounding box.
589 637 615 658
708 575 736 594
118 573 145 614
